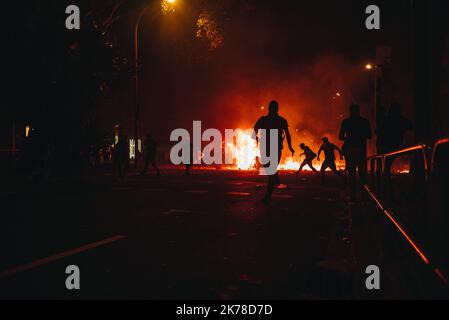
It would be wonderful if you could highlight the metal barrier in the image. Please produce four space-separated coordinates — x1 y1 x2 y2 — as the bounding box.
364 138 449 288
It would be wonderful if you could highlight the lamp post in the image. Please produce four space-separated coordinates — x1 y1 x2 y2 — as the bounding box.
133 6 152 168
133 0 176 168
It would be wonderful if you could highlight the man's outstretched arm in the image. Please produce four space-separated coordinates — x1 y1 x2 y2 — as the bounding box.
317 146 323 161
284 127 295 156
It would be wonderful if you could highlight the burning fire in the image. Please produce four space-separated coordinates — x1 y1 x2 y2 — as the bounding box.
225 131 345 172
278 157 301 171
226 131 303 171
226 130 260 170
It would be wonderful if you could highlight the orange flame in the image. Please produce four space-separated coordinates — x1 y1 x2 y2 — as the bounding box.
225 131 345 172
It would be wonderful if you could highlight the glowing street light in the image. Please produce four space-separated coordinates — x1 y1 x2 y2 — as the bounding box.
162 0 177 14
365 63 373 70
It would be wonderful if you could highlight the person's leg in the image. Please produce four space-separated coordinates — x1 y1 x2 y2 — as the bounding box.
330 161 345 180
262 150 281 205
263 174 276 205
346 150 357 200
123 161 128 179
358 151 368 185
141 156 149 175
308 161 319 173
321 162 329 184
297 161 306 175
117 161 122 178
151 160 160 175
119 162 125 180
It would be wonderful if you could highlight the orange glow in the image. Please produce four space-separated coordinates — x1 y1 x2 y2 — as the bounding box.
365 63 373 70
161 0 176 14
394 169 410 174
225 131 344 171
226 130 260 170
278 157 300 171
364 185 430 265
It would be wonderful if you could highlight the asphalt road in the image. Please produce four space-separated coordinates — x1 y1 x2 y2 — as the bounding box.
0 169 425 299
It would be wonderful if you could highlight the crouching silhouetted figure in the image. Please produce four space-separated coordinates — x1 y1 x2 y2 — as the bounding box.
296 143 319 175
317 137 345 184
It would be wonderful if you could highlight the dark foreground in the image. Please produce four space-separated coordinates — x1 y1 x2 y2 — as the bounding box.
0 170 444 299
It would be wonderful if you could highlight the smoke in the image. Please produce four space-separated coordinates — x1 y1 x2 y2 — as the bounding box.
132 1 375 159
200 51 372 156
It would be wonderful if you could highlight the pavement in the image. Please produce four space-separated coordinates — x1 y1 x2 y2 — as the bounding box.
0 169 442 299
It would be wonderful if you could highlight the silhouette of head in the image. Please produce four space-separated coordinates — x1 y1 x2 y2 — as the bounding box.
322 137 329 144
300 143 306 149
349 104 361 118
268 100 279 115
389 102 402 117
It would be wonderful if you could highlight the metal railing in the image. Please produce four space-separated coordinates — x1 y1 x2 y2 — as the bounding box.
364 138 449 288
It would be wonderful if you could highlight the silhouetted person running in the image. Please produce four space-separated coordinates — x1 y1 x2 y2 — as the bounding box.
254 100 295 206
377 102 413 153
141 134 160 176
317 137 345 183
339 104 372 201
114 134 129 181
296 143 319 175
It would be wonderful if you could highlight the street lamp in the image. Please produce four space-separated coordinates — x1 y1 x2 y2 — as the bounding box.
134 0 177 167
364 63 385 153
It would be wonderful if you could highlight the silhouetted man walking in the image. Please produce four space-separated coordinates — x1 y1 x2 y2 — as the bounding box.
114 134 129 181
254 100 295 206
141 133 160 176
296 143 319 175
317 137 345 183
339 104 372 201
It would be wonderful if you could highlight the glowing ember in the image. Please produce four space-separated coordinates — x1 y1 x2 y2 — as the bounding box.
393 168 410 174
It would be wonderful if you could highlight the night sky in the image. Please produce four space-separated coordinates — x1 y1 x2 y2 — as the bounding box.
4 0 419 151
129 0 415 149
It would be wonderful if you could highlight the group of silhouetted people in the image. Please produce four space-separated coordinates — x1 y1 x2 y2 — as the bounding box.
254 100 413 205
110 99 412 204
111 133 162 181
296 137 345 183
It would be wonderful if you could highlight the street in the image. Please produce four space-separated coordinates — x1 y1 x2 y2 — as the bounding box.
0 170 361 299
